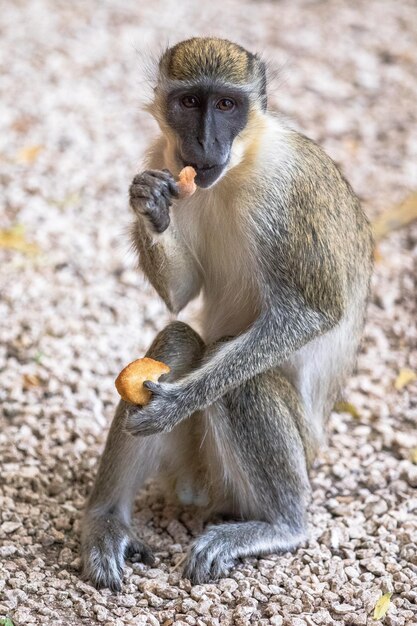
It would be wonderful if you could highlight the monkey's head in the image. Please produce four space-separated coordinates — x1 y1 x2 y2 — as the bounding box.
152 37 267 188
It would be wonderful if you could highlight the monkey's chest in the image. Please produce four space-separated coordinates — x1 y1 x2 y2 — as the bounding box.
179 207 260 341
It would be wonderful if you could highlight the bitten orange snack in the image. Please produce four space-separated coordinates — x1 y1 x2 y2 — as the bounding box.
115 357 170 405
177 166 197 199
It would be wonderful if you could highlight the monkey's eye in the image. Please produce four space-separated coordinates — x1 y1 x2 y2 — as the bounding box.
216 98 235 111
181 95 200 108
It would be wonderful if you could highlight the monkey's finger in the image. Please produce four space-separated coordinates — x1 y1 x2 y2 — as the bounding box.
125 416 165 437
150 192 172 219
143 380 175 402
148 204 170 233
132 171 179 199
149 181 174 206
132 198 157 220
135 172 178 202
143 380 160 394
161 169 180 197
129 184 153 200
134 171 163 191
147 169 179 197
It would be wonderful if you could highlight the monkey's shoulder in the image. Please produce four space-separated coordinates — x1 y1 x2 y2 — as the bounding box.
240 127 369 242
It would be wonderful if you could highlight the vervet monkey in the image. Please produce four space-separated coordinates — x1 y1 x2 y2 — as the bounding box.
81 37 373 590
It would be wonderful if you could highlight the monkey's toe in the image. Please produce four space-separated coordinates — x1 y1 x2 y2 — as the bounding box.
183 529 237 584
125 538 155 565
83 544 124 592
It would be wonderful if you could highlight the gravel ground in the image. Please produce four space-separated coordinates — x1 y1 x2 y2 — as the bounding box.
1 1 417 625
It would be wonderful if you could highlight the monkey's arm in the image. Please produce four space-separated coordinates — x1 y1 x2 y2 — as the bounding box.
126 225 346 436
132 220 201 314
130 140 202 314
193 288 339 391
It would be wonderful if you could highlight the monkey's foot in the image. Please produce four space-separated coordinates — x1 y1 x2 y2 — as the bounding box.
81 514 154 592
183 524 239 584
183 520 306 584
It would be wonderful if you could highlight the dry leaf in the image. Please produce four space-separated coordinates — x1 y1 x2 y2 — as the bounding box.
410 448 417 464
394 368 417 391
0 225 40 256
17 144 43 164
373 192 417 241
373 592 392 620
22 374 41 389
333 401 360 419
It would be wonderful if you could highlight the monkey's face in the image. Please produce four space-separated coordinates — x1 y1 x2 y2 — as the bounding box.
165 86 249 188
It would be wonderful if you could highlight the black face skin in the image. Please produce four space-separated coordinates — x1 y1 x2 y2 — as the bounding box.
166 84 249 188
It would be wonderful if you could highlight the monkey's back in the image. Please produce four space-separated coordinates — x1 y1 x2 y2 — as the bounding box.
262 123 374 441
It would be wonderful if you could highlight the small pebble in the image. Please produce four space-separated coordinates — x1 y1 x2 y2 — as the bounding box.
1 2 416 625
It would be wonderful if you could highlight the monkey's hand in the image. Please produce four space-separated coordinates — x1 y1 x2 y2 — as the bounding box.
124 381 190 436
129 169 179 234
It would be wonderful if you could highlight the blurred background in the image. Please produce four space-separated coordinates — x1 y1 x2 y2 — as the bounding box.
1 1 416 625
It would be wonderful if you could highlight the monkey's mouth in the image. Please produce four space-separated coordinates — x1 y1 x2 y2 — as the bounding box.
186 162 227 188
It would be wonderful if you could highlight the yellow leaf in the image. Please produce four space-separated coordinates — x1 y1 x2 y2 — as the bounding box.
372 192 417 241
373 592 392 620
0 225 40 256
410 448 417 464
394 368 417 391
16 144 43 164
22 374 41 389
333 401 360 419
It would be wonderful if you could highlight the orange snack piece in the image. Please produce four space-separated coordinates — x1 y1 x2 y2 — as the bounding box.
115 357 170 405
177 166 197 199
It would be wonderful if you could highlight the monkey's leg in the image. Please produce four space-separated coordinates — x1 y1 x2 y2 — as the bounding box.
184 370 312 584
81 321 204 591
